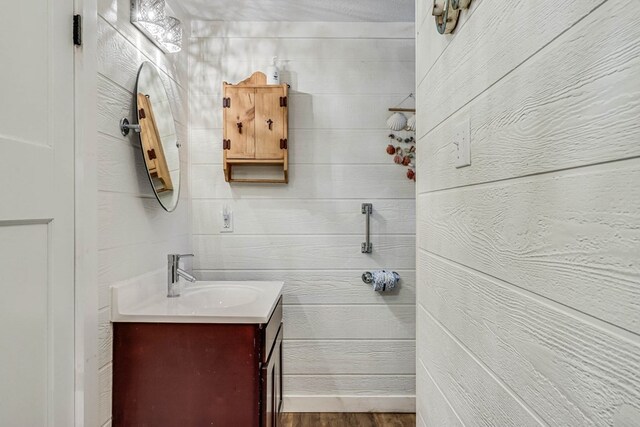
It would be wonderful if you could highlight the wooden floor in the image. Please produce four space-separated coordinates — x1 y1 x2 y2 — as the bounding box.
281 413 416 427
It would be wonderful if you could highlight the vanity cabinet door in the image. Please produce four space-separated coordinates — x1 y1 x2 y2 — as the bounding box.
274 325 283 426
224 87 256 159
262 324 283 427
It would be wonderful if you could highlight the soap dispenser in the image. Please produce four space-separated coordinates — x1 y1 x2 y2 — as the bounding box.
266 56 280 85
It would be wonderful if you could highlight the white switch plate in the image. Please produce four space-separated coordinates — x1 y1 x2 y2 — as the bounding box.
455 117 471 168
220 207 233 233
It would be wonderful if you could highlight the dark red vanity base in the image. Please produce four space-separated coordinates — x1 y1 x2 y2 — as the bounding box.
112 298 283 427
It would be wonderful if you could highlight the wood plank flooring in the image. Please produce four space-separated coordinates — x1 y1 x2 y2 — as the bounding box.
281 413 416 427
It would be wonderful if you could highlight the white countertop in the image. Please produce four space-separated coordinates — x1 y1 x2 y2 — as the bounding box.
111 272 283 324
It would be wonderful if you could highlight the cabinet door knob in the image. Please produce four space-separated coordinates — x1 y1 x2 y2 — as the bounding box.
267 119 273 130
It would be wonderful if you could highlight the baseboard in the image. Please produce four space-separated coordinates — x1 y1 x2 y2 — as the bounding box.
283 396 416 413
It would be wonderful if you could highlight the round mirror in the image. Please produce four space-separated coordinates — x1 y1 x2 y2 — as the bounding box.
135 62 181 212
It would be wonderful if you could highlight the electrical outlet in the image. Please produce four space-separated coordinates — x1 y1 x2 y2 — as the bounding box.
455 117 471 168
220 206 233 233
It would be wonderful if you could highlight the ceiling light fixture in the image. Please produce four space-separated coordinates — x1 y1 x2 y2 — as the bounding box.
131 0 182 53
160 17 183 53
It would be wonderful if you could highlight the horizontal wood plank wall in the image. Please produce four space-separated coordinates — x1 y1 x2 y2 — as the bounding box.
189 21 416 412
96 1 191 425
416 0 640 425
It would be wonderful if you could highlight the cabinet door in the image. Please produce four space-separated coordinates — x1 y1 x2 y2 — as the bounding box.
262 325 283 427
224 87 255 159
274 325 283 426
255 88 286 160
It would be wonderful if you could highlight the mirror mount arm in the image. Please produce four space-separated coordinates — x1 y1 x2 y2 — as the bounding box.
119 117 141 136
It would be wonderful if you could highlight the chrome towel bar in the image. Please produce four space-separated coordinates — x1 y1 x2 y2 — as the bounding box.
361 203 373 253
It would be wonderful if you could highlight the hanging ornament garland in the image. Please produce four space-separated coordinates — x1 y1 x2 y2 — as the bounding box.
386 133 416 181
386 94 416 182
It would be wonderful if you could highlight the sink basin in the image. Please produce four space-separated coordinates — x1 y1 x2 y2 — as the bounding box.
178 285 261 309
111 272 283 324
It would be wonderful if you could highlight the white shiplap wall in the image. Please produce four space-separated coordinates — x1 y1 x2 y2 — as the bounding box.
416 0 640 426
96 1 191 425
189 21 416 412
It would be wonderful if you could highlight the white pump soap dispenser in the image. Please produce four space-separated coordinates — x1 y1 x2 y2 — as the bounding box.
266 56 280 84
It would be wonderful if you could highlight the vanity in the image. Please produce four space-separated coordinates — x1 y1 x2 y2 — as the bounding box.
111 279 284 427
113 62 285 426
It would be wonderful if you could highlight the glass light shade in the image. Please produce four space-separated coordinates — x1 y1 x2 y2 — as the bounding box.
133 0 167 37
161 17 182 53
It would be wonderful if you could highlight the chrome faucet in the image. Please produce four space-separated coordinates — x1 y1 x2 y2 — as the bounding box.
167 254 197 297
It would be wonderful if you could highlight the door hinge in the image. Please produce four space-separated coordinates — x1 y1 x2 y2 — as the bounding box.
223 97 231 108
73 14 82 46
139 108 146 119
223 139 231 150
147 149 157 160
279 96 287 107
279 139 288 150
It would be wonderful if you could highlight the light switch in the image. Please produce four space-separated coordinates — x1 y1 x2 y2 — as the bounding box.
455 117 471 168
220 206 233 233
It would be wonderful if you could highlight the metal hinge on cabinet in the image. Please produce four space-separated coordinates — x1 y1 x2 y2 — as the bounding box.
223 139 231 150
223 97 231 108
138 108 146 119
73 14 82 46
279 96 287 107
279 139 288 150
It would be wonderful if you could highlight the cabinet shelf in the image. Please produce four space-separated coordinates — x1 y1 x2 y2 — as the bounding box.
223 72 289 184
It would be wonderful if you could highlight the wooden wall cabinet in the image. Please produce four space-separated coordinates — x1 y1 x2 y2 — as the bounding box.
137 92 173 193
112 298 284 427
223 72 289 183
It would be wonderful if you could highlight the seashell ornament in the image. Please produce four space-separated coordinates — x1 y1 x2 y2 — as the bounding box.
406 114 416 132
387 112 408 131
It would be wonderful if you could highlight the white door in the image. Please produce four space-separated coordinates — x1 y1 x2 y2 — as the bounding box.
0 0 75 426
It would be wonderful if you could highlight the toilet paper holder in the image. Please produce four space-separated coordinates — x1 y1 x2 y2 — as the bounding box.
362 270 401 292
362 271 374 284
